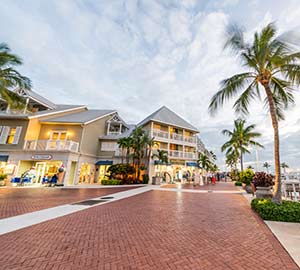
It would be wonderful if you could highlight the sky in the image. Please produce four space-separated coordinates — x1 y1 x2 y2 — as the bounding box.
0 0 300 171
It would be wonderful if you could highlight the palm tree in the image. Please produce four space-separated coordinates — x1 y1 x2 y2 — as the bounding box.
152 149 168 177
225 151 239 170
263 162 271 173
209 150 217 161
221 119 263 172
117 137 133 164
0 43 31 109
198 153 212 183
281 162 289 174
209 23 300 203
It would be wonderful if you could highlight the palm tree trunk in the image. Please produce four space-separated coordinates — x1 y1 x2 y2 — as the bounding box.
264 85 281 203
240 152 243 172
126 148 130 164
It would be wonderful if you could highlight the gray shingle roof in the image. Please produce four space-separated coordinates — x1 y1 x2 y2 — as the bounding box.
138 106 199 132
0 105 85 119
41 109 116 124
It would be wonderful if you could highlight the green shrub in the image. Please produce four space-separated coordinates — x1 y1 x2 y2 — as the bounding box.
0 174 7 181
142 174 149 184
239 168 254 185
107 164 135 180
235 181 242 186
251 198 300 222
101 179 122 185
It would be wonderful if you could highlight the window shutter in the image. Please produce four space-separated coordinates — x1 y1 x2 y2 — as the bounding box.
0 126 10 144
12 126 22 144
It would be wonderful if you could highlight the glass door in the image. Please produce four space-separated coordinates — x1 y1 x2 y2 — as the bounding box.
35 162 46 183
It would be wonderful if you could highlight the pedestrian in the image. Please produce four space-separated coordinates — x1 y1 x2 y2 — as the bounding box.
212 173 216 185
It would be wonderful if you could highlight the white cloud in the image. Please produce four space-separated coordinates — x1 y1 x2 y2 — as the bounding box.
0 0 300 170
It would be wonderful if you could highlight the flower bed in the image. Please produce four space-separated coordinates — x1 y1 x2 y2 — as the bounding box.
251 199 300 223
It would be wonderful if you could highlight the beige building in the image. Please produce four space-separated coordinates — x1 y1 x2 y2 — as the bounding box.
0 90 129 185
0 91 208 185
138 106 200 181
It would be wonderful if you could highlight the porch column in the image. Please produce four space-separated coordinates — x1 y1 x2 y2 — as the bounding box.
119 123 122 134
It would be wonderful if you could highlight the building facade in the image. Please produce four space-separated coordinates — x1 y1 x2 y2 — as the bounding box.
0 91 210 185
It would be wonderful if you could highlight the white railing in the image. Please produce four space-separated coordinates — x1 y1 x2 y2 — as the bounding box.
24 140 79 152
153 129 196 144
108 131 121 135
169 150 196 159
153 129 169 139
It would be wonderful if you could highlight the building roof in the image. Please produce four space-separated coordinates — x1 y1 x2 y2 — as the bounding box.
41 109 116 124
138 106 199 132
0 104 86 120
14 88 57 109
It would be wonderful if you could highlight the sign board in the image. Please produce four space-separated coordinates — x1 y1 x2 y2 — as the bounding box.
31 154 53 160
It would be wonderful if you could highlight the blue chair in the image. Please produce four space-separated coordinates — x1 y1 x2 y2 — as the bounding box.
11 177 21 184
42 177 49 184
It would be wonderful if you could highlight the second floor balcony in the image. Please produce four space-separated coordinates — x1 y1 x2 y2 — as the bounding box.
24 140 79 152
169 150 197 160
153 128 197 144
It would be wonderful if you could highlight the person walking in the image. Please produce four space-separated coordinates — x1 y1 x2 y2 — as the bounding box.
212 173 216 185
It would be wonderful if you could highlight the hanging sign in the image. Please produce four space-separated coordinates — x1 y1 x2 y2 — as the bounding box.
31 154 53 160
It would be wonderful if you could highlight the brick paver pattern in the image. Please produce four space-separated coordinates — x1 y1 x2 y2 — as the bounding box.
0 187 139 219
0 190 298 270
162 182 239 191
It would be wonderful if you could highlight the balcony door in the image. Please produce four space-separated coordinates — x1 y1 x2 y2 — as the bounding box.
50 131 67 141
48 131 67 150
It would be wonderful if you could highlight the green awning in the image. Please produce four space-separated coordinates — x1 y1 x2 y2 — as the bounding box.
95 160 113 166
0 155 9 162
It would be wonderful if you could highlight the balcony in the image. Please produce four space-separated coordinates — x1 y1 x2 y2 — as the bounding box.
169 150 197 160
24 140 79 152
153 129 197 144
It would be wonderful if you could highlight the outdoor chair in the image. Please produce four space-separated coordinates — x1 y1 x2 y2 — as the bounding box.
283 182 300 201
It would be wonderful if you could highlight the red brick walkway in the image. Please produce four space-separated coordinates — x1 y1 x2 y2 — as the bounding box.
0 190 298 270
0 187 139 219
162 182 239 191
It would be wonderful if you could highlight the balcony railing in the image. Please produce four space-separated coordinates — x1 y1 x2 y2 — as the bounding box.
169 150 197 159
24 140 79 152
153 129 196 144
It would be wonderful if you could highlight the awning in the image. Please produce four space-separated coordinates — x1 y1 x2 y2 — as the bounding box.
95 160 113 166
186 162 199 167
0 155 9 162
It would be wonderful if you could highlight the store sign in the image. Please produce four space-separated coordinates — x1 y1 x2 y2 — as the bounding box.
31 154 53 160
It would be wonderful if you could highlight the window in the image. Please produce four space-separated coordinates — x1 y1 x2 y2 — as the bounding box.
101 142 117 151
6 127 16 144
0 126 22 145
50 131 67 141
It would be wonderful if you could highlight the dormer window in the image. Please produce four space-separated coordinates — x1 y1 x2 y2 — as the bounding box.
106 114 128 135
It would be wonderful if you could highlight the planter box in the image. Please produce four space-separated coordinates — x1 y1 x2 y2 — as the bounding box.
256 186 273 199
152 176 162 185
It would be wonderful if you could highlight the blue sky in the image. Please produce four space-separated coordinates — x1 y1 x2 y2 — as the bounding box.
1 0 300 171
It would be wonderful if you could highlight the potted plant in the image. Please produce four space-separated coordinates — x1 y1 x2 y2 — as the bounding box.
252 172 274 199
0 174 7 186
239 169 255 194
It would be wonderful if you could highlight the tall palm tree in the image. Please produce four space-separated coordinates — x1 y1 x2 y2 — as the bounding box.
263 162 271 173
221 119 263 172
0 43 31 109
209 23 300 203
198 153 212 183
117 137 133 164
281 162 289 174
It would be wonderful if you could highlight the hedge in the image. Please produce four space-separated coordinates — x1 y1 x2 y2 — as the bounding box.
101 179 122 185
235 181 242 186
251 198 300 223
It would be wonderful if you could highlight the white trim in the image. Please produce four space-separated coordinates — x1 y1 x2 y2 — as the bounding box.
28 106 87 119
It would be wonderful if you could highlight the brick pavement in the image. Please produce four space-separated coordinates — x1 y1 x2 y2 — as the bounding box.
0 190 298 270
0 187 139 219
162 182 239 191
